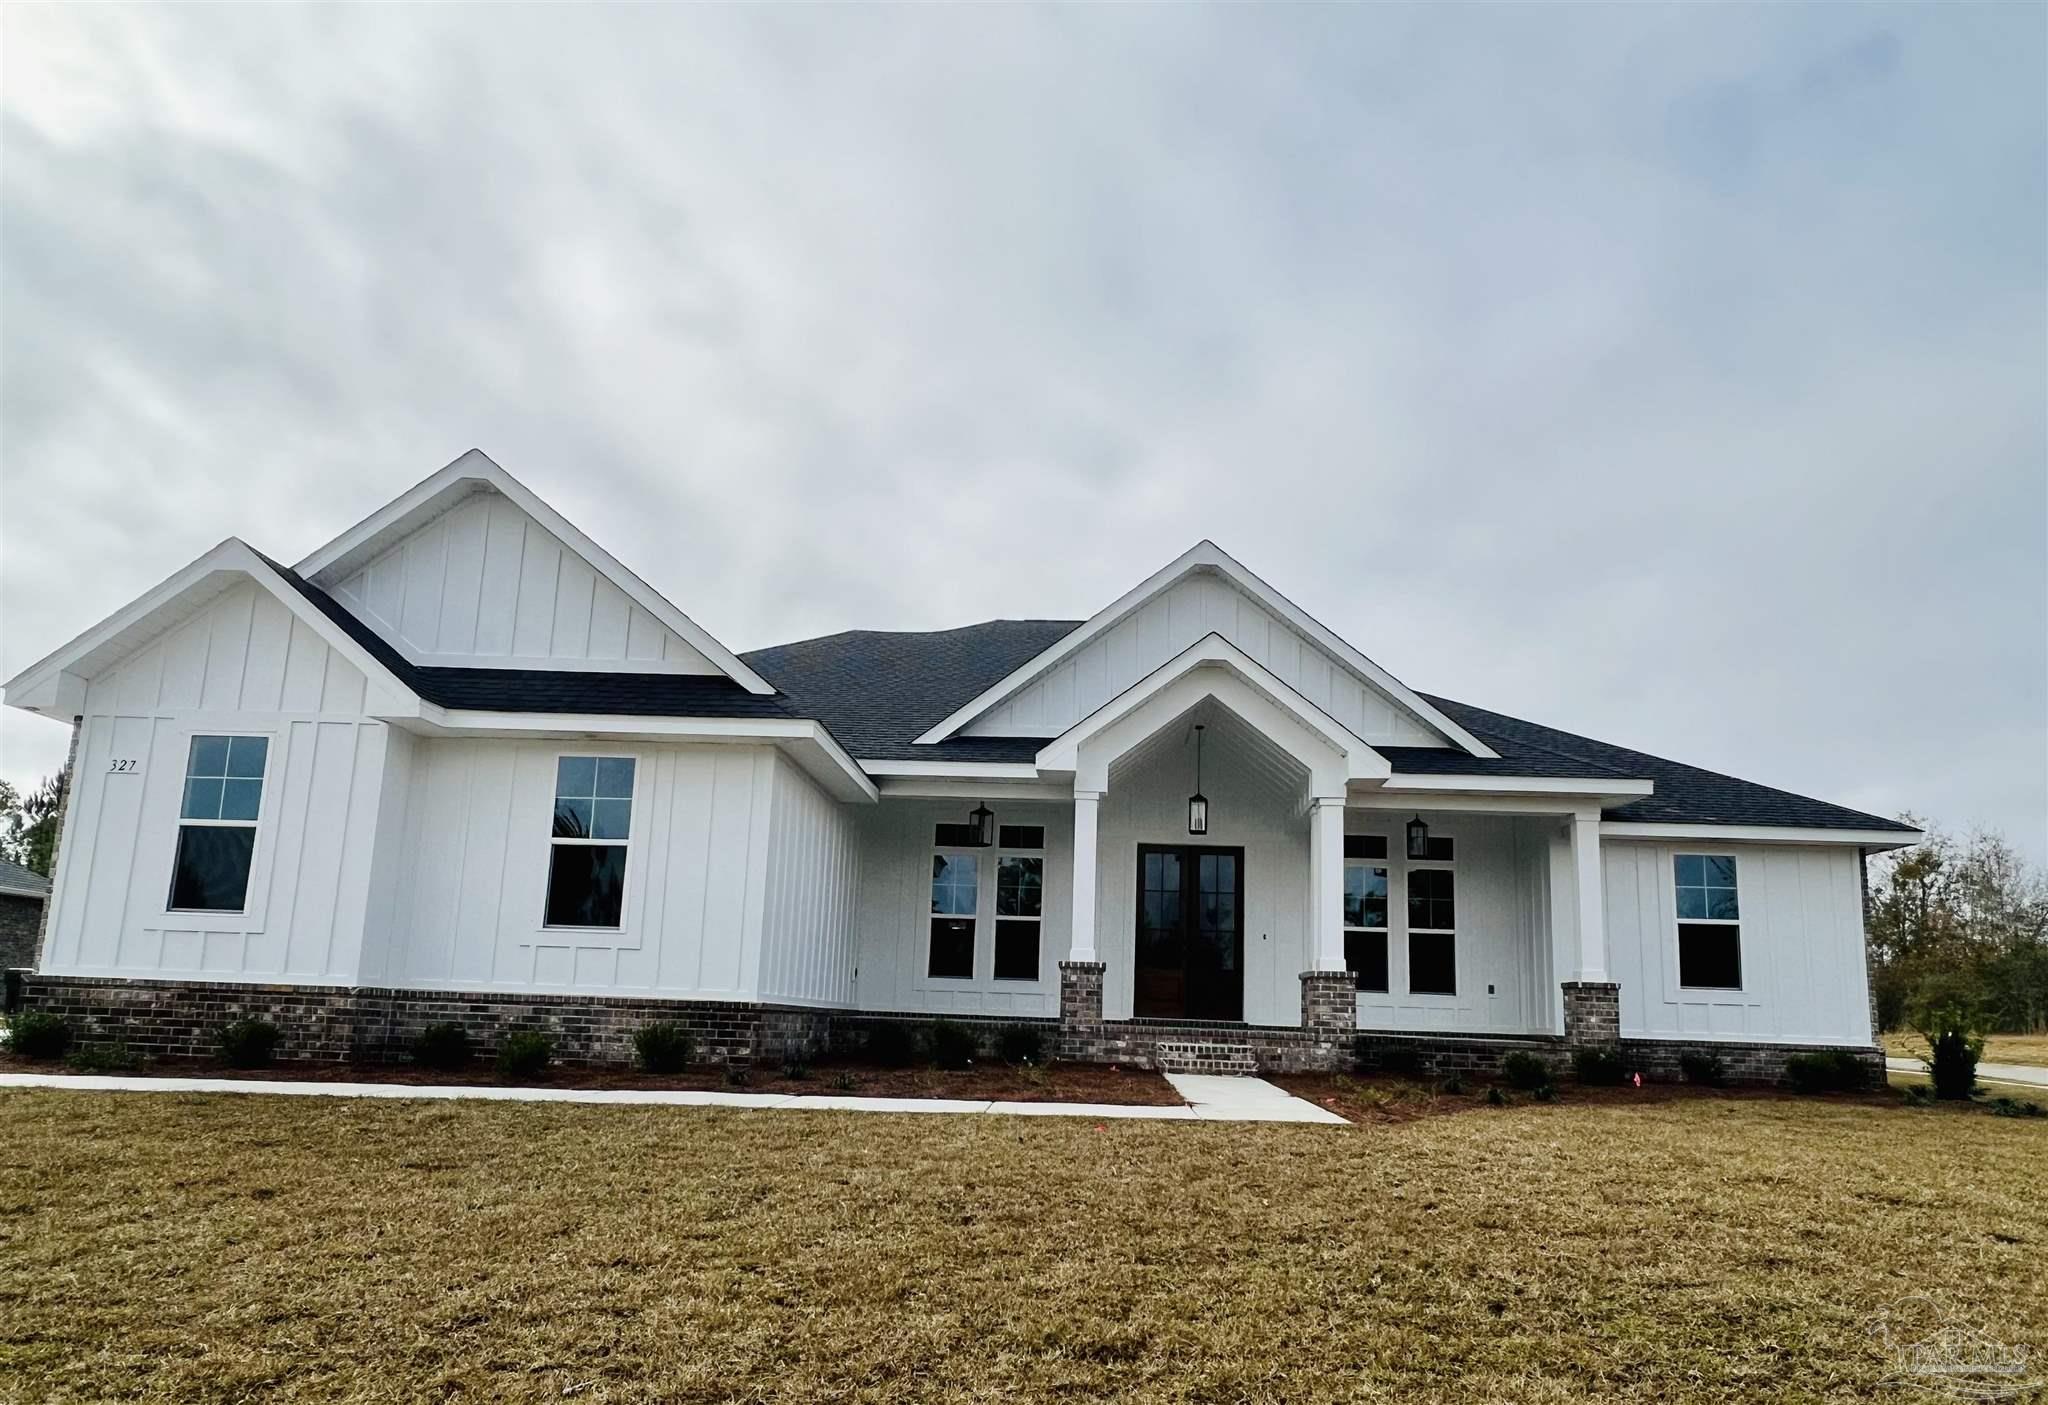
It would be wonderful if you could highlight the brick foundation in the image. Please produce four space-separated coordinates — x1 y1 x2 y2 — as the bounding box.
1560 981 1620 1046
1354 1028 1882 1086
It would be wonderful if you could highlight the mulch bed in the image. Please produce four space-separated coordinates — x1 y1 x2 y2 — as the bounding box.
0 1053 1184 1106
1272 1070 1907 1126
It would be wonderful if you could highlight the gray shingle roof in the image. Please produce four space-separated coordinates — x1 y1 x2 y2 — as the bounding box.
0 856 50 897
265 564 1909 835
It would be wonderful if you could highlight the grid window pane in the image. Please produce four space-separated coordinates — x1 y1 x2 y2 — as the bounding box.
1409 933 1456 995
1344 834 1388 860
554 797 594 838
170 825 256 911
1676 887 1707 920
1678 923 1742 988
187 735 230 779
220 779 264 822
1408 869 1456 931
225 736 269 779
998 825 1044 850
595 757 636 798
1345 864 1388 929
1347 930 1389 992
994 920 1039 980
933 822 980 848
556 755 597 798
544 844 627 927
1674 854 1739 922
929 918 975 979
997 857 1042 917
1675 854 1705 887
182 778 225 821
931 854 978 915
591 798 633 842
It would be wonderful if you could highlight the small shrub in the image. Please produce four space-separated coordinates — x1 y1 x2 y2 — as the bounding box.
780 1059 810 1081
1371 1042 1423 1077
1989 1096 2043 1119
65 1043 140 1073
1572 1047 1626 1086
722 1062 751 1087
7 1010 71 1061
218 1017 282 1068
1485 1086 1508 1107
632 1022 693 1074
1922 1023 1982 1102
998 1026 1046 1066
1679 1051 1726 1087
865 1022 917 1068
1784 1050 1870 1094
1500 1052 1550 1091
1438 1075 1465 1096
410 1022 473 1071
928 1020 977 1071
1532 1084 1557 1103
1900 1084 1936 1107
831 1069 859 1091
495 1030 554 1080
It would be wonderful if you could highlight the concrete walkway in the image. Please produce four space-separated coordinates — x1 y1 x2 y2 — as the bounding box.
0 1070 1349 1124
1885 1057 2048 1090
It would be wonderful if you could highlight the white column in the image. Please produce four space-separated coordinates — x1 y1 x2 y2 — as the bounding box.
1309 796 1347 971
1571 809 1607 981
1069 789 1101 963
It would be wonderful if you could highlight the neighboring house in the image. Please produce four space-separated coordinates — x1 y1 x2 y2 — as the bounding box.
0 857 50 971
1 451 1918 1077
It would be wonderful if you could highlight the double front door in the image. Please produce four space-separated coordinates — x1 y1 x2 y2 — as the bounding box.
1134 844 1244 1021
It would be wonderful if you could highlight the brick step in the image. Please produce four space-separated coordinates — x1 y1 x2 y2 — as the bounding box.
1155 1040 1258 1076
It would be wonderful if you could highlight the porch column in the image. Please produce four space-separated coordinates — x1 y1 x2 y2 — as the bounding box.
1068 789 1101 963
1570 809 1606 981
1307 796 1347 971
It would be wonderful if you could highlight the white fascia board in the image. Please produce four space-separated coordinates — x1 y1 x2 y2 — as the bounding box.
1380 774 1655 798
875 778 1076 802
387 706 877 802
1035 632 1388 788
293 449 776 695
2 540 420 719
860 760 1043 780
913 540 1498 759
1600 821 1924 851
0 883 48 901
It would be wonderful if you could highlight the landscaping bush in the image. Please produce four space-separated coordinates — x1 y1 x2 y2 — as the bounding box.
64 1043 140 1073
997 1025 1045 1066
780 1059 810 1081
1679 1051 1726 1087
632 1022 693 1074
494 1030 554 1080
1572 1047 1626 1086
1784 1050 1870 1094
409 1022 473 1071
1485 1086 1508 1107
928 1020 977 1071
1900 1083 1935 1107
1914 1009 1982 1102
6 1010 71 1061
1989 1096 2043 1119
723 1062 751 1087
1500 1052 1550 1091
830 1069 859 1091
1438 1075 1465 1096
865 1022 917 1068
218 1017 282 1068
1532 1084 1557 1103
1363 1040 1422 1076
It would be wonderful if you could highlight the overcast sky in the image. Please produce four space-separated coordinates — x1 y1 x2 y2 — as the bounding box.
3 5 2043 857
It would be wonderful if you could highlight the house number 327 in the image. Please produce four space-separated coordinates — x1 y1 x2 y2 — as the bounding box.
107 758 139 773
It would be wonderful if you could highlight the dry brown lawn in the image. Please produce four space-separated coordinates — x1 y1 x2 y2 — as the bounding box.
1882 1030 2048 1068
2 1089 2044 1403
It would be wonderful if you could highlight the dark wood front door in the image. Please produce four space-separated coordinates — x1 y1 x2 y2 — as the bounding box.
1134 844 1244 1020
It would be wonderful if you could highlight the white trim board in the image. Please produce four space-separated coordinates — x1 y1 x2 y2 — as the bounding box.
912 541 1498 758
1600 821 1922 851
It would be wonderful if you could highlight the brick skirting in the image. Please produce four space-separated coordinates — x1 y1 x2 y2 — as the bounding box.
1355 1028 1883 1086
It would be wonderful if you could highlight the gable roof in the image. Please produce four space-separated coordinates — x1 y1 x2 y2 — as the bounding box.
910 541 1499 758
0 857 49 901
294 449 775 694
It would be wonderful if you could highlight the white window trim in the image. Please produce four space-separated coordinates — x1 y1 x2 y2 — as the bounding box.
925 841 983 984
161 728 278 929
1673 852 1743 992
542 752 639 934
992 842 1046 983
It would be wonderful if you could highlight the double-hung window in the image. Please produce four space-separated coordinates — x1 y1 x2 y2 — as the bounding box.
1343 834 1390 992
545 756 635 929
1675 854 1741 988
1406 839 1456 996
994 828 1045 981
929 829 978 980
169 734 268 912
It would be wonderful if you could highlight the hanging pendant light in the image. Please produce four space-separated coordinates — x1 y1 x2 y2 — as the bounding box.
1406 813 1431 860
969 800 995 848
1187 724 1209 836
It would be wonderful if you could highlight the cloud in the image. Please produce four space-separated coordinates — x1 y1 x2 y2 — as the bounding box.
3 5 2043 856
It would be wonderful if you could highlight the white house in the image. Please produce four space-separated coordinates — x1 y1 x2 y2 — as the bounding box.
3 451 1918 1076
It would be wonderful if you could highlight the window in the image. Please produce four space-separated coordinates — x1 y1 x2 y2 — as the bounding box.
929 850 978 979
994 853 1043 980
169 734 268 911
1675 854 1741 989
1407 867 1456 995
1344 841 1389 993
999 824 1044 851
545 756 635 928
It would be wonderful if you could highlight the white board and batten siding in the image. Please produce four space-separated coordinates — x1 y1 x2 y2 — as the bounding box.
327 489 721 673
39 581 394 983
757 758 862 1008
962 570 1448 748
1602 840 1874 1046
850 800 1073 1018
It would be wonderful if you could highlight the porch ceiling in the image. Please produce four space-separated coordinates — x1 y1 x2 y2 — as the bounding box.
1107 696 1312 814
